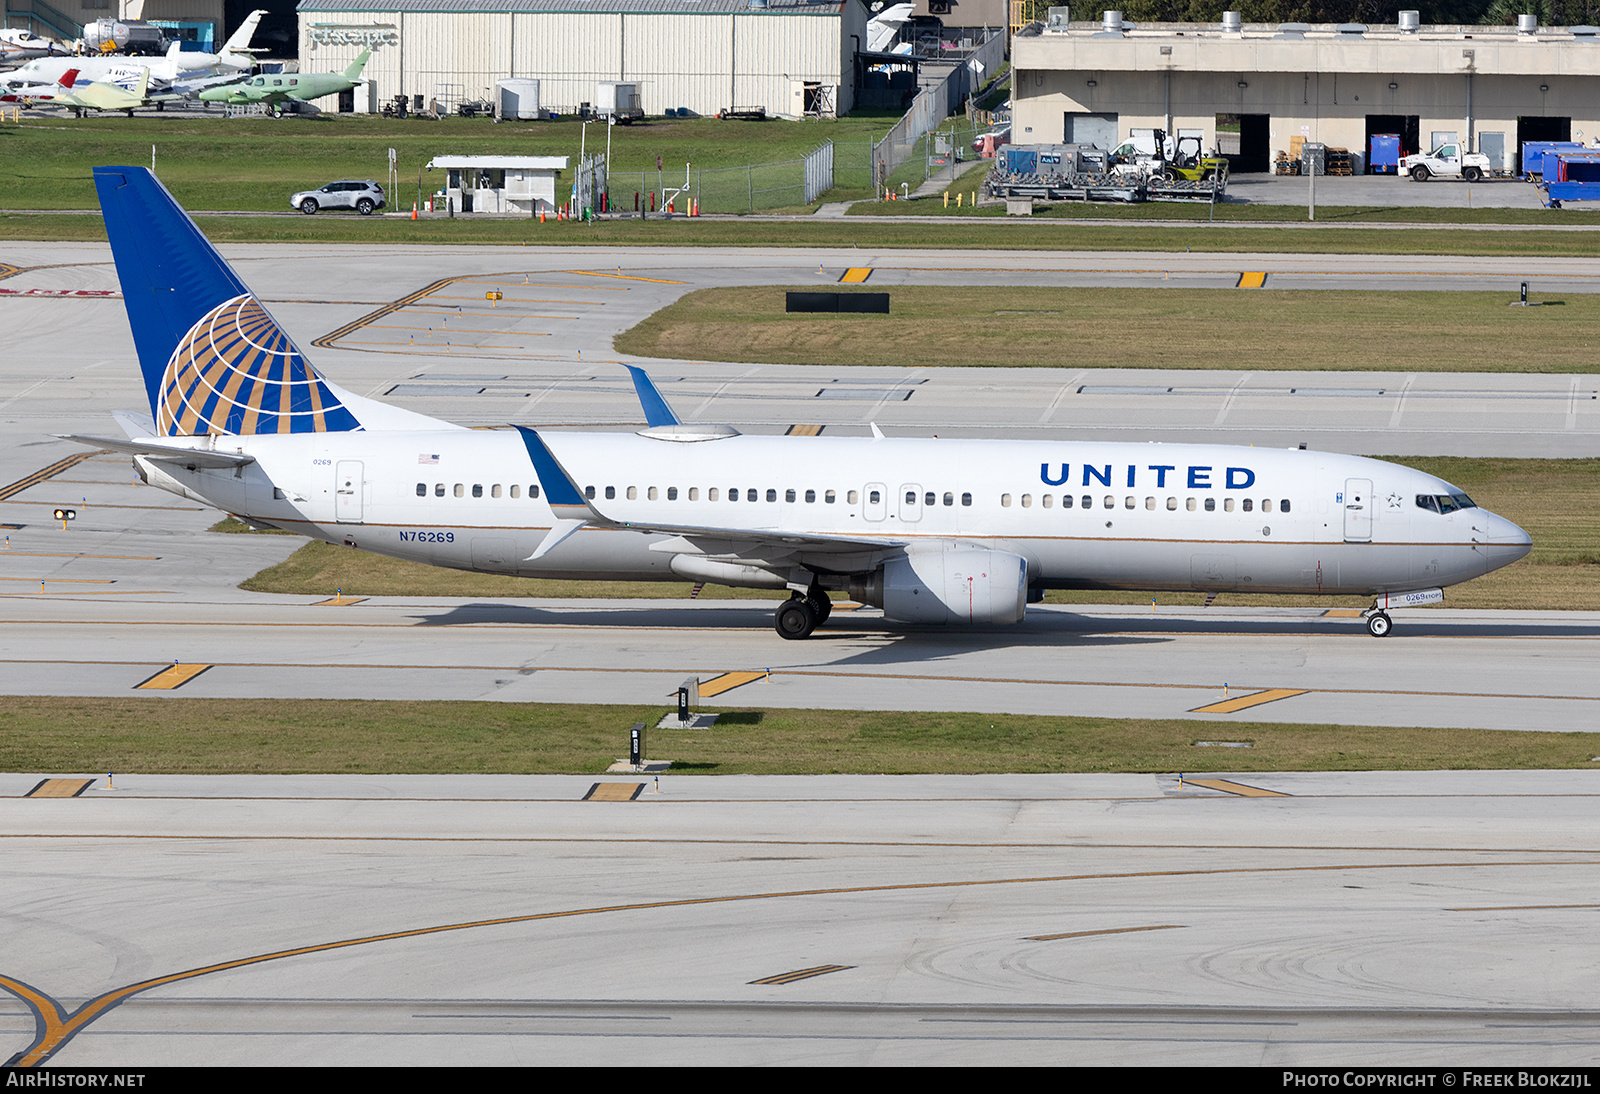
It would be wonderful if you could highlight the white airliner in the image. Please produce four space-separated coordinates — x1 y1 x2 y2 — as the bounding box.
70 166 1532 640
0 11 262 94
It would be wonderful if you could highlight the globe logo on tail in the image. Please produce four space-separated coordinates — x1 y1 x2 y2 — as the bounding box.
159 294 360 436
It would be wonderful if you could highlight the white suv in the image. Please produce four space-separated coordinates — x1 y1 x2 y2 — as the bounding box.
290 180 386 215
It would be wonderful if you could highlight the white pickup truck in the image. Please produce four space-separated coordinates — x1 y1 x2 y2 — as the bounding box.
1399 143 1493 182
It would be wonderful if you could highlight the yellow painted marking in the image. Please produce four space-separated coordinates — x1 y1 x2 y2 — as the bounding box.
567 270 687 285
696 670 769 698
786 424 825 436
839 267 873 283
750 964 854 985
1190 688 1309 714
1322 609 1366 618
0 450 107 502
314 596 368 606
1026 923 1185 941
584 782 643 802
1181 778 1290 798
134 664 211 691
25 779 93 798
0 858 1571 1066
1237 271 1268 288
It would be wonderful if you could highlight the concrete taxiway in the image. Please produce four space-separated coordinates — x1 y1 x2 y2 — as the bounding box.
4 770 1600 1066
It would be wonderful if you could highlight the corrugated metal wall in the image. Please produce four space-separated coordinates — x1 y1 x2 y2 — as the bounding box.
298 8 851 116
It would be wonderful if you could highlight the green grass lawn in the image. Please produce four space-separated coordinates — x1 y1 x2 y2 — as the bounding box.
5 696 1596 775
616 286 1600 373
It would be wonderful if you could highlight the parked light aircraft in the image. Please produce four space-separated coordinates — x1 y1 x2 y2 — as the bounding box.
72 166 1532 639
19 66 164 115
866 3 916 53
0 11 262 94
0 28 68 67
198 50 368 115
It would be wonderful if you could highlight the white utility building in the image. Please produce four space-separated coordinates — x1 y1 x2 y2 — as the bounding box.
296 0 869 118
425 154 569 214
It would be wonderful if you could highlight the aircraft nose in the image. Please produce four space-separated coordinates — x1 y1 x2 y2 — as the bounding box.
1478 509 1532 565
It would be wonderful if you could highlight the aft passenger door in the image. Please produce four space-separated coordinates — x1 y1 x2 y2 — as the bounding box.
1343 478 1371 542
335 460 364 523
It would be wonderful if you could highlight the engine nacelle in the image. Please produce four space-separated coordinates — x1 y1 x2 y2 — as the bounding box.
850 547 1028 625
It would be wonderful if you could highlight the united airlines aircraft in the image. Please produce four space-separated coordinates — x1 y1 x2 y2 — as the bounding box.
70 166 1532 639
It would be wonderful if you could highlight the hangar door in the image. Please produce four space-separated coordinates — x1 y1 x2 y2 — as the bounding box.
1065 112 1118 148
1216 113 1271 173
1516 116 1572 173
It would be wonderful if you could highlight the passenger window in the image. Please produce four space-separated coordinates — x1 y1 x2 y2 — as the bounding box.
1125 496 1135 509
605 486 616 500
1262 499 1273 513
1167 497 1177 510
825 490 836 504
1224 498 1234 512
667 487 678 500
511 485 521 498
806 490 816 503
688 488 699 500
943 492 953 506
1022 494 1033 507
472 484 483 498
1204 497 1215 511
435 484 445 497
416 483 426 496
1242 498 1252 512
1146 497 1155 510
1042 494 1053 508
1081 495 1092 509
708 488 719 501
961 493 972 506
626 486 637 500
492 484 502 498
924 492 935 506
848 490 859 504
1103 496 1114 509
730 489 741 502
455 484 465 498
1063 494 1074 509
786 489 796 502
648 486 658 500
1186 498 1196 511
869 490 882 504
529 485 540 499
1281 499 1291 513
1001 494 1012 507
767 489 777 502
905 490 916 505
585 486 595 499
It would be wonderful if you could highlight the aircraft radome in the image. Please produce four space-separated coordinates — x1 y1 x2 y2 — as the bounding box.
66 167 1532 640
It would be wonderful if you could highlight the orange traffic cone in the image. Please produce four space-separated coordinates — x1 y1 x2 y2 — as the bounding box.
539 210 545 223
411 203 418 220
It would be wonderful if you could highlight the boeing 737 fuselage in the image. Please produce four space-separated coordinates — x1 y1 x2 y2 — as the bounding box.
74 166 1532 639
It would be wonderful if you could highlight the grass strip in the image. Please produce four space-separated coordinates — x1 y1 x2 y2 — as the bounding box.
232 458 1600 611
615 286 1600 373
3 696 1595 775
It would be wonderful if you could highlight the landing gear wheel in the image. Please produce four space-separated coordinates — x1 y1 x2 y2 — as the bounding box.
1410 165 1430 182
775 596 818 640
807 594 832 626
1366 611 1393 638
300 198 319 215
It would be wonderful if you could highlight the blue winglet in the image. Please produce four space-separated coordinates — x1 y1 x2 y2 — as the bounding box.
624 365 681 427
94 166 360 437
514 426 592 517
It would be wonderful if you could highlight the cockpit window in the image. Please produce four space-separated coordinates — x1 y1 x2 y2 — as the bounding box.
1416 492 1476 514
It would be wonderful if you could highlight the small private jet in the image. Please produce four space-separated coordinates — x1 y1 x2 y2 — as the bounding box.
69 166 1533 639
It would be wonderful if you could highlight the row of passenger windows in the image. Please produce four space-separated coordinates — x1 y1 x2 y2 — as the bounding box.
413 482 1292 514
1001 494 1291 513
417 483 543 498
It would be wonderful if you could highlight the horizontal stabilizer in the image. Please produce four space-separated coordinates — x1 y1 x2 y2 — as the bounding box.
56 433 255 469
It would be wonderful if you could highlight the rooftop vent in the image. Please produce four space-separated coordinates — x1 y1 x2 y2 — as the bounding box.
1046 5 1070 32
1093 10 1125 36
1336 22 1366 35
1273 21 1309 39
1518 13 1538 33
1221 10 1241 33
1398 10 1420 33
1572 24 1599 35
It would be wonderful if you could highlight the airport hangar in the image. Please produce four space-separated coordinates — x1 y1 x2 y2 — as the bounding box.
294 0 871 119
1010 11 1600 176
2 0 227 51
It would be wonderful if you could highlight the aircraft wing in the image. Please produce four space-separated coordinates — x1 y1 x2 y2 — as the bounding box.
56 434 255 469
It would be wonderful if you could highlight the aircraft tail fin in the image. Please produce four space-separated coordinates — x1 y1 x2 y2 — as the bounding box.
59 68 78 89
344 50 370 80
220 10 265 56
93 166 362 437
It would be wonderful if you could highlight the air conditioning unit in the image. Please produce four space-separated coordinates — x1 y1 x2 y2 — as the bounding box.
1046 6 1070 32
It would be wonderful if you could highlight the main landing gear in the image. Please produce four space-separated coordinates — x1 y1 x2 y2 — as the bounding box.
774 589 832 640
